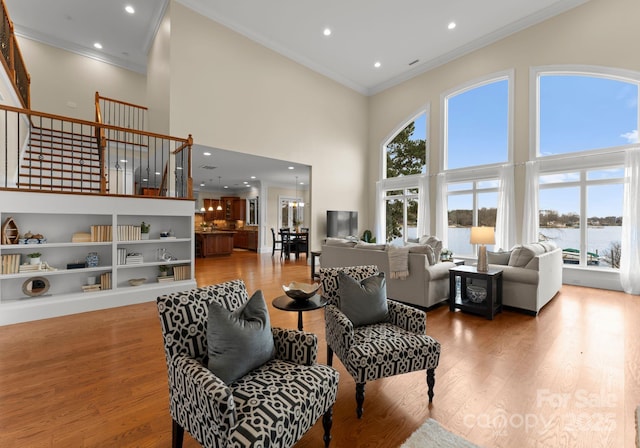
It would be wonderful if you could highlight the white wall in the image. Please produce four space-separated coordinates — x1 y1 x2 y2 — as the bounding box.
146 4 172 135
16 37 146 120
160 1 369 251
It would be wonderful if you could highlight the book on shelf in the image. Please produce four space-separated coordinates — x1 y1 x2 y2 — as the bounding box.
125 254 144 265
90 225 113 242
1 253 21 274
117 225 142 241
100 272 112 290
81 284 101 292
172 264 190 281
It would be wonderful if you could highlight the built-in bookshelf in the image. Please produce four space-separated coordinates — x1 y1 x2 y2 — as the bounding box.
0 191 196 325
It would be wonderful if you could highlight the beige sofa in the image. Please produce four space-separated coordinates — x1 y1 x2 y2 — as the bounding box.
487 242 563 315
320 242 455 308
321 240 563 315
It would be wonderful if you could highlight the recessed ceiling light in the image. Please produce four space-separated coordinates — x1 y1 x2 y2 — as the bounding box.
200 183 205 187
93 42 103 49
250 176 256 179
374 61 381 68
120 159 127 163
323 28 332 37
155 172 161 175
203 152 211 156
243 181 248 184
142 178 148 182
448 22 456 30
288 166 294 170
177 166 183 170
125 5 135 14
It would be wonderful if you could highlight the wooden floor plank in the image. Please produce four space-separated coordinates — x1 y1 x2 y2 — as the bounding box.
0 251 637 447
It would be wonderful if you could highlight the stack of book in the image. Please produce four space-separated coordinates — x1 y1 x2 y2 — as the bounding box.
100 272 112 290
125 254 144 265
19 263 42 273
90 225 113 242
81 284 101 293
157 275 175 283
1 254 21 274
173 265 190 281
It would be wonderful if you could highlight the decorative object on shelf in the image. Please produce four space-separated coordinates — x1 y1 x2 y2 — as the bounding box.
470 226 495 273
67 262 86 269
22 276 50 297
128 278 146 286
466 285 487 303
282 281 321 302
158 265 171 277
21 230 46 244
85 252 99 267
140 222 151 240
440 248 453 262
1 216 19 245
27 252 42 265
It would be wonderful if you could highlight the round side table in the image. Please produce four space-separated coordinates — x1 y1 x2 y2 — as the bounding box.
272 294 327 331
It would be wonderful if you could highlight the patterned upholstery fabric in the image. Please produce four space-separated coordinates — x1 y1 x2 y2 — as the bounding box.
319 266 441 412
157 279 339 447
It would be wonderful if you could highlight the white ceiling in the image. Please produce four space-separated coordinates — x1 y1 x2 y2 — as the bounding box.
4 0 589 192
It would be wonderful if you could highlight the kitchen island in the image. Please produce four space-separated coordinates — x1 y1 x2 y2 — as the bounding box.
196 231 236 257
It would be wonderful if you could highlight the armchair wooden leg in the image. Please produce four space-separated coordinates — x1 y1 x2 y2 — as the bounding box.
355 382 365 419
426 368 436 403
327 345 333 366
172 419 184 448
322 406 333 447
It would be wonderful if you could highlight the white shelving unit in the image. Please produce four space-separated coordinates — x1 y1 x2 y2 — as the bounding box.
0 191 196 325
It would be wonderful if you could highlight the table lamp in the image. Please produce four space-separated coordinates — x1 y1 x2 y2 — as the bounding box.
470 226 495 272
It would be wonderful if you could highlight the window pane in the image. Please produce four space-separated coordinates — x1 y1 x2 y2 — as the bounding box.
386 198 404 243
587 168 625 181
407 198 418 241
448 194 473 255
587 184 623 268
386 113 427 178
539 75 639 156
539 187 580 261
539 172 580 184
447 79 509 169
448 182 473 192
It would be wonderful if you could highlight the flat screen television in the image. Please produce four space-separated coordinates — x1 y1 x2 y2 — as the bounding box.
326 210 358 238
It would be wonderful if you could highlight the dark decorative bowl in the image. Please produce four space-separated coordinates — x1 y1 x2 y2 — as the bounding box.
467 285 487 303
282 282 321 301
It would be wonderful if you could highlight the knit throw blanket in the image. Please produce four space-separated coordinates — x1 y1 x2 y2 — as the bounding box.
388 246 410 279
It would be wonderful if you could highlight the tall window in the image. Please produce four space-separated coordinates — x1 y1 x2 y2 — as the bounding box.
444 74 511 170
447 180 498 256
533 67 638 268
379 111 427 243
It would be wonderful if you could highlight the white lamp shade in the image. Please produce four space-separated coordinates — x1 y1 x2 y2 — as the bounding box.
470 226 495 245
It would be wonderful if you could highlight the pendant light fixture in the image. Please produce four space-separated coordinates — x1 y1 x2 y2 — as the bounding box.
216 176 223 211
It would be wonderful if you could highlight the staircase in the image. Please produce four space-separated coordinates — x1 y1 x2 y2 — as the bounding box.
18 126 102 193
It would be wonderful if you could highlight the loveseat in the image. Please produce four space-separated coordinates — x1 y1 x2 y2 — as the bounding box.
320 239 455 308
486 242 563 315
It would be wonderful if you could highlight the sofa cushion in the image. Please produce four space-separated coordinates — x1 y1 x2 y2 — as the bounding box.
325 237 357 247
207 290 275 384
354 241 388 251
418 236 443 262
508 244 546 268
338 271 389 327
488 250 512 265
406 243 437 265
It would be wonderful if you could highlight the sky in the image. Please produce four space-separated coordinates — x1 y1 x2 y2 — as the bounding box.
409 74 638 218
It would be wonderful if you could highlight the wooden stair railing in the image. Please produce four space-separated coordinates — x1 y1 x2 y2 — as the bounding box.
0 103 193 199
0 0 30 108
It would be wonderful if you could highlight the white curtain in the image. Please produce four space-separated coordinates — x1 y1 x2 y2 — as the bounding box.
375 181 385 243
522 161 539 244
417 175 430 237
495 164 515 250
620 147 640 295
435 173 448 247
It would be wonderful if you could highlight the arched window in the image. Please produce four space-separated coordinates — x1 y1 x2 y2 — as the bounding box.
384 112 427 179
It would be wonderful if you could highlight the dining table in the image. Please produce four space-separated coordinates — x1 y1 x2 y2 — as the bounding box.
279 230 309 259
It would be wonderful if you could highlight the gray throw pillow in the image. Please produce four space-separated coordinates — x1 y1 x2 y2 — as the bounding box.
207 290 275 384
338 271 389 327
487 250 511 265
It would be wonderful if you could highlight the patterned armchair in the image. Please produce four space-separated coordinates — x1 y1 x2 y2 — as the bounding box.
319 265 441 418
157 279 339 447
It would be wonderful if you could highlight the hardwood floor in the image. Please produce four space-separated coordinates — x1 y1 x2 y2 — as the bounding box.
0 251 638 447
